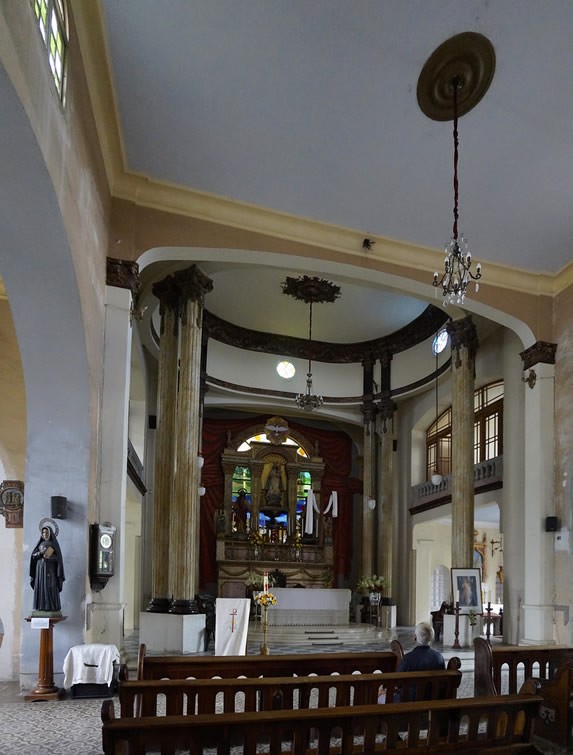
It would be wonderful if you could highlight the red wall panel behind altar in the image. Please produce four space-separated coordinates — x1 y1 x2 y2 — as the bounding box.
199 415 361 589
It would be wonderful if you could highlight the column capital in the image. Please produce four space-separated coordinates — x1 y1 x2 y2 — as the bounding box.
447 316 479 368
152 275 181 336
106 257 140 295
520 341 557 370
174 265 214 306
378 395 397 433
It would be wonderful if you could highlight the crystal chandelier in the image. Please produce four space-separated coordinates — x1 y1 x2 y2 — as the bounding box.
433 75 482 306
281 275 341 413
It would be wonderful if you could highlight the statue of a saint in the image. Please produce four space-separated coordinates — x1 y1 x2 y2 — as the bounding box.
29 523 65 614
265 464 283 507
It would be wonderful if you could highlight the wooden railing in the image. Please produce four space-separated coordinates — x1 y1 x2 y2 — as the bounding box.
410 456 503 514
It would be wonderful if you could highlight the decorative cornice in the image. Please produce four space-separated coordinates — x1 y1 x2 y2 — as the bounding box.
204 305 447 364
106 257 140 294
520 341 558 370
447 316 479 368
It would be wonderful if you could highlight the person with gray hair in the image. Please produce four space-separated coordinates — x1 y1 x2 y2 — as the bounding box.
397 621 445 672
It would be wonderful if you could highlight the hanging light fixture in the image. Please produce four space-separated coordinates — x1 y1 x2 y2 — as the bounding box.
432 76 481 306
416 32 495 307
281 275 341 413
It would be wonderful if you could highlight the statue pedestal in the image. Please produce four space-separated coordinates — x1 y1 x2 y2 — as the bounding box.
25 616 67 701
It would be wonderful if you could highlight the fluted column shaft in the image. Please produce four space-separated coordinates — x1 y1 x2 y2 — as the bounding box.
447 317 478 568
169 267 213 612
360 358 377 577
377 417 394 595
148 276 179 611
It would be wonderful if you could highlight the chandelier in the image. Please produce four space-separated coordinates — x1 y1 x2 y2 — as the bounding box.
416 33 495 307
281 275 341 412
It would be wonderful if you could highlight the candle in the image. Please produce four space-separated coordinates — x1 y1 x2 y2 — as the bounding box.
263 571 268 593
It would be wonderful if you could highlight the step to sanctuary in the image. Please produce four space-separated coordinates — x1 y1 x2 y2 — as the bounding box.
246 622 390 647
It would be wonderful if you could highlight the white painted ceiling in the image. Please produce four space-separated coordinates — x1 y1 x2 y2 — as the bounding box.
101 0 573 282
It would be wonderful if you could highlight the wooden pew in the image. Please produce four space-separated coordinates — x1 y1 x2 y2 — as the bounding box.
101 692 545 754
108 668 462 718
474 636 573 747
131 641 410 681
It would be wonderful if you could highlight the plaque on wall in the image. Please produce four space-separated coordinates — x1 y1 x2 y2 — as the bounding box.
0 480 24 528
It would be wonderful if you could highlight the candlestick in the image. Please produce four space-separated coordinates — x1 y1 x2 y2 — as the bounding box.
263 571 268 593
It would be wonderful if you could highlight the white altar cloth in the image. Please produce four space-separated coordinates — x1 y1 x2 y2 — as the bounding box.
267 587 351 626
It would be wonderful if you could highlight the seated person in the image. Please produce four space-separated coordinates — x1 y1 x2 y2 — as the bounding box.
398 621 445 672
396 622 446 704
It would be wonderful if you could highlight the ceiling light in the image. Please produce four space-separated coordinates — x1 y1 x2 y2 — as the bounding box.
281 275 341 413
417 33 495 307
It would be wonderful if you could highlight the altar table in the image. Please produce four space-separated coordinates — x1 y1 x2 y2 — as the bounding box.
267 587 351 626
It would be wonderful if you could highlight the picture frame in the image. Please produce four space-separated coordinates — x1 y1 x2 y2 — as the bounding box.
451 567 483 614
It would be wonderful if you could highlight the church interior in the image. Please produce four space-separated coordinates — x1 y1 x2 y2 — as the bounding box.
0 1 572 721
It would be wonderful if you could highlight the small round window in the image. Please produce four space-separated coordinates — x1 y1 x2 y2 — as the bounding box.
276 360 296 379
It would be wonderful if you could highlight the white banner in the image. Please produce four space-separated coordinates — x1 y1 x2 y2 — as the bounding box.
214 598 250 656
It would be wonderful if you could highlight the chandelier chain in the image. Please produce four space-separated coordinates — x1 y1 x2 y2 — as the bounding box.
452 77 460 241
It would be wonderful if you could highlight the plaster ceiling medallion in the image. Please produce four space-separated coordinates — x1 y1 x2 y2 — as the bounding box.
417 32 496 122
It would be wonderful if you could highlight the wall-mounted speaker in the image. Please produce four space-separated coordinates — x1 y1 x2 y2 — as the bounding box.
545 515 559 532
51 495 68 519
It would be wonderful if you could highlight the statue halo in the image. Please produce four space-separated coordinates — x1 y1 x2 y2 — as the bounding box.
38 517 59 537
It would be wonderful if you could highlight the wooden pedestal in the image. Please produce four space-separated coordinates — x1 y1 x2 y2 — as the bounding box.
25 615 67 701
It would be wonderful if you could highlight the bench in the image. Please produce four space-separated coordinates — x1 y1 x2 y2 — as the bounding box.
107 668 462 718
474 636 573 746
101 692 544 754
131 641 410 681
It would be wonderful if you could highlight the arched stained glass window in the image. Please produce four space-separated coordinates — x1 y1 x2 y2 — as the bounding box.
32 0 68 101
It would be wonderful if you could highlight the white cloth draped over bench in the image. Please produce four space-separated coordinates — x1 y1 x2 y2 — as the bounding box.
267 587 351 626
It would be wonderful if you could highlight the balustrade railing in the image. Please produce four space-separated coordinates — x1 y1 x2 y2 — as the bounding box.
410 455 503 514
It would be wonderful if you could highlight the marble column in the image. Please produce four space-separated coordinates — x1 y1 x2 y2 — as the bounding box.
169 266 213 613
520 341 558 644
377 401 395 598
447 317 478 569
146 275 180 612
376 351 395 596
360 358 377 577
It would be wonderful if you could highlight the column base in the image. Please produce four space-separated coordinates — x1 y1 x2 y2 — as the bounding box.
520 603 555 645
146 597 172 613
169 598 199 615
140 612 206 653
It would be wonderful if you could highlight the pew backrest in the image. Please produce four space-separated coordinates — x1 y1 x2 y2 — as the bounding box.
474 637 573 696
102 693 543 755
110 668 462 718
135 642 403 681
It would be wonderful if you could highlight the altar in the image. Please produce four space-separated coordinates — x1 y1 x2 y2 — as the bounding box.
266 587 351 626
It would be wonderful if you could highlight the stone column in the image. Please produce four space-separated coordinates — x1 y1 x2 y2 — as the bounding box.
376 351 395 596
360 358 377 577
447 317 478 569
377 400 395 598
169 266 213 613
286 466 299 537
520 341 557 644
147 275 180 612
250 461 264 533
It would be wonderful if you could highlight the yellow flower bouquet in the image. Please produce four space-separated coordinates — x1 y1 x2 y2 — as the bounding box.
248 529 264 546
356 574 386 593
253 591 278 607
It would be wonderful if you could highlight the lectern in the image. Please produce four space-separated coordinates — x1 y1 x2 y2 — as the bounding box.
25 615 67 701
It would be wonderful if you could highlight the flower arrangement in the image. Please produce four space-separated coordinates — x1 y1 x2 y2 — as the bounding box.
248 529 264 546
253 591 278 607
356 574 386 593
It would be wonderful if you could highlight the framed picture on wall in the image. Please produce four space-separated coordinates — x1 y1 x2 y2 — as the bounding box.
451 568 483 614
